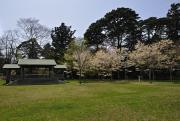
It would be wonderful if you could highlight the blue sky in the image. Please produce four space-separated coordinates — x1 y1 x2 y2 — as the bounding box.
0 0 179 37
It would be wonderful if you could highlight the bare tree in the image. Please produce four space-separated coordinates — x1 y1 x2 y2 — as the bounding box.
17 18 50 46
0 35 4 56
0 30 18 63
0 38 4 59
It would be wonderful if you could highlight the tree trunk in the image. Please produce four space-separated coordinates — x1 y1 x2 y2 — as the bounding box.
149 69 151 80
170 66 173 81
111 70 113 80
138 70 142 83
79 69 82 84
152 69 155 81
97 71 99 80
118 70 120 80
148 29 150 42
117 35 122 51
96 44 99 52
124 69 126 80
71 67 73 79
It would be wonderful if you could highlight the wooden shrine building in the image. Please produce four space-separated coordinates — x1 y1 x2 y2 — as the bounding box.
3 59 67 84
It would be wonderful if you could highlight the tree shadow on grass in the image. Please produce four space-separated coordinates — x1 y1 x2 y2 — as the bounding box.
3 79 66 86
79 79 131 84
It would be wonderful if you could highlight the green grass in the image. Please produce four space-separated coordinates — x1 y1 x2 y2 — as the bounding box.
0 80 180 121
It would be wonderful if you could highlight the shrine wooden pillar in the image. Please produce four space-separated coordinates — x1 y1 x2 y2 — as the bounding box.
6 69 11 84
21 67 24 80
49 66 51 79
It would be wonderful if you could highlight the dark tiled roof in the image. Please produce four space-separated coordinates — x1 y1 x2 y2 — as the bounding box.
3 64 20 69
18 59 56 66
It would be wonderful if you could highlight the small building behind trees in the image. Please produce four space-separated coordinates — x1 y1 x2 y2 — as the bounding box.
3 59 66 84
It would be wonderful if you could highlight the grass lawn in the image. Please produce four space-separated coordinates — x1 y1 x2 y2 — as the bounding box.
0 80 180 121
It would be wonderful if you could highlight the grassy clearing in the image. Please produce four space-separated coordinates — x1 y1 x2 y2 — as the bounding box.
0 80 180 121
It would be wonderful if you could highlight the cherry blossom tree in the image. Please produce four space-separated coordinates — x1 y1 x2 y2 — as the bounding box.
129 40 176 80
89 48 124 80
73 40 91 83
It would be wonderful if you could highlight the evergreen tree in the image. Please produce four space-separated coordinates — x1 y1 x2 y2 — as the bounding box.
104 7 140 50
84 19 107 52
84 7 140 51
17 38 42 59
42 43 54 59
167 3 180 41
51 23 75 63
141 17 159 44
